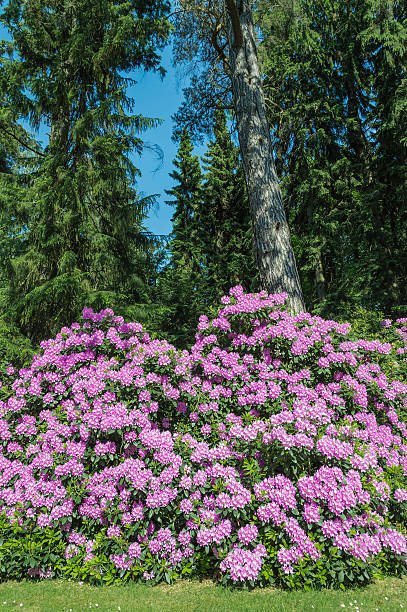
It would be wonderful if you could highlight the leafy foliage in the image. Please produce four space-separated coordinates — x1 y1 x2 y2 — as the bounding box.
0 290 407 589
0 317 35 372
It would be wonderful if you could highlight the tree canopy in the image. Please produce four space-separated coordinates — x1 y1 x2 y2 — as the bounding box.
0 0 405 349
0 0 171 342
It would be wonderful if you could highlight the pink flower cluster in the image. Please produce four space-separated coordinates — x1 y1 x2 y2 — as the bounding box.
0 288 407 586
220 544 267 582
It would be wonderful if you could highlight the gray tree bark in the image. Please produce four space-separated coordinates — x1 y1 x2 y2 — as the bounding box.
225 0 306 313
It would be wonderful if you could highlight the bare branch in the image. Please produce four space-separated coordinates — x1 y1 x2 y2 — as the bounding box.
211 22 231 75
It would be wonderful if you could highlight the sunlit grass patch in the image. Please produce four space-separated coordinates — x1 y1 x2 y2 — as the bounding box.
0 576 406 612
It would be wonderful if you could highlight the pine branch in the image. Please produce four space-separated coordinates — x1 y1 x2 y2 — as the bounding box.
0 121 45 158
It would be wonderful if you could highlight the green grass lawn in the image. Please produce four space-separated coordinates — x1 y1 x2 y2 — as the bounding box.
0 577 406 612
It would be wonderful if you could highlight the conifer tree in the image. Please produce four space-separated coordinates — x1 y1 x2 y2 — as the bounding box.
360 0 407 314
0 97 40 316
200 108 257 300
171 1 306 314
0 0 170 342
153 129 205 347
256 0 407 316
0 86 39 362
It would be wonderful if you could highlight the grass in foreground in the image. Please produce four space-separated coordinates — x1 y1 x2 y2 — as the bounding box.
0 577 406 612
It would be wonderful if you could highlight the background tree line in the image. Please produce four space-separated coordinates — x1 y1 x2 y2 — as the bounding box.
172 0 407 318
0 0 406 367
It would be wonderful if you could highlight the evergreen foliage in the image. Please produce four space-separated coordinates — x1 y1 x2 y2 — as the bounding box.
154 116 257 348
200 109 258 300
256 0 407 317
153 128 205 347
0 0 405 366
0 93 40 316
0 0 171 343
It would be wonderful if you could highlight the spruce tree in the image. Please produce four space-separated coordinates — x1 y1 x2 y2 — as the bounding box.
153 128 205 348
200 108 257 301
0 88 39 364
0 96 40 318
0 0 170 343
360 0 407 314
256 0 407 317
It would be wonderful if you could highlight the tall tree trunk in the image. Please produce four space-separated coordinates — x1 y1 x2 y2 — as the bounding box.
315 251 326 301
306 202 326 301
225 0 305 313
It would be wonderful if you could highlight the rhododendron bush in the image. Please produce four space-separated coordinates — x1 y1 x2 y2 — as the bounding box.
0 287 407 589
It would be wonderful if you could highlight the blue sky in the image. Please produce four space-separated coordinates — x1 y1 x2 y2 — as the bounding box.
0 19 208 238
127 44 207 237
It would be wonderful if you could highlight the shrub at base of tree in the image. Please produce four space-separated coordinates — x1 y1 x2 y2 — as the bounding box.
0 288 406 589
0 317 35 372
